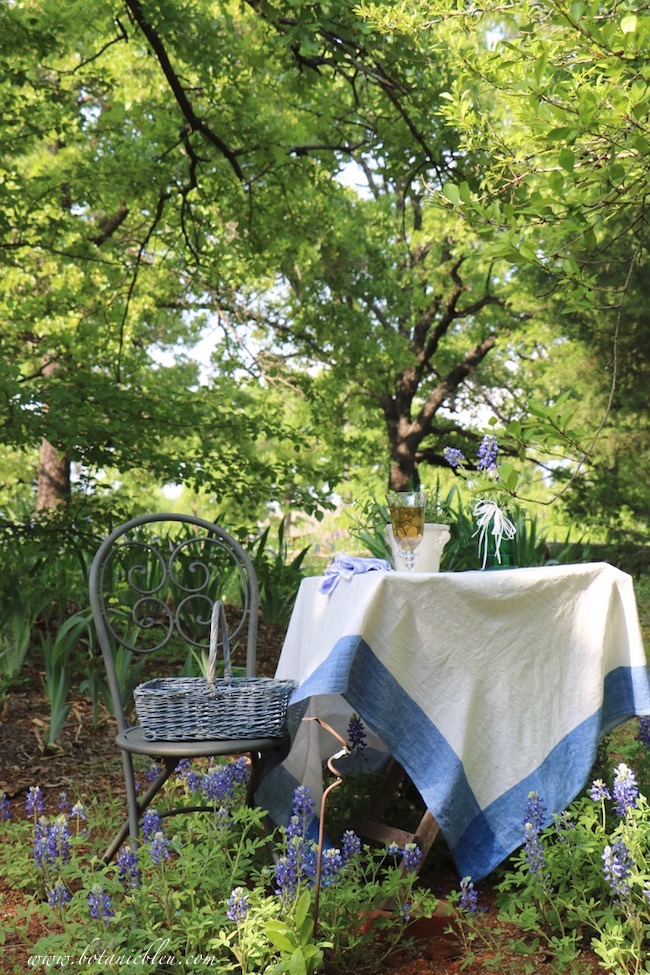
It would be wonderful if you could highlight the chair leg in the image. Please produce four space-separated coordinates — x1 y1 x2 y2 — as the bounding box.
102 754 179 864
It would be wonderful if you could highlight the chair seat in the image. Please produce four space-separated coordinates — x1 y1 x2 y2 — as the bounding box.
117 725 289 759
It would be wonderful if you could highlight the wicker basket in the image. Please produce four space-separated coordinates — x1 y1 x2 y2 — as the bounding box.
134 601 296 741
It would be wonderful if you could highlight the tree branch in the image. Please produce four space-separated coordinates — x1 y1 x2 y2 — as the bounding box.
122 0 244 181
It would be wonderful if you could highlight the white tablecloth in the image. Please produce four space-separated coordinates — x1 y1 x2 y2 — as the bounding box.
256 562 650 880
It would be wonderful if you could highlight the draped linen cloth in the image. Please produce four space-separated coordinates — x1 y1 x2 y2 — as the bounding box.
256 563 650 880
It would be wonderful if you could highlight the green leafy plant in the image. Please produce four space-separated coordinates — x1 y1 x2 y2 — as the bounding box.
494 754 650 974
1 757 436 975
41 612 94 745
248 522 310 627
0 599 36 703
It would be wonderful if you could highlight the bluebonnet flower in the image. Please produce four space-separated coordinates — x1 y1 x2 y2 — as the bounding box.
145 763 161 784
477 435 499 474
589 779 611 803
402 843 422 873
347 714 367 756
33 816 71 868
148 830 171 865
459 876 479 914
602 841 633 898
637 716 650 746
141 808 163 840
523 792 548 879
201 765 236 805
341 830 361 862
0 791 11 821
387 842 401 857
524 792 546 830
321 847 344 886
48 880 72 909
117 846 140 888
71 801 87 826
178 760 202 795
274 836 318 902
643 883 650 907
292 785 315 820
229 757 250 787
58 792 70 813
226 886 250 923
286 786 315 840
88 883 115 922
523 822 547 878
274 784 322 903
26 786 45 818
401 901 412 922
612 764 639 817
444 446 466 469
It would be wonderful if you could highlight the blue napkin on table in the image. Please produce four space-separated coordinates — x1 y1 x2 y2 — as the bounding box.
319 555 392 595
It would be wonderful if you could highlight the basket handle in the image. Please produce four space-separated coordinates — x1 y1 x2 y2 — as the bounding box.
208 600 232 688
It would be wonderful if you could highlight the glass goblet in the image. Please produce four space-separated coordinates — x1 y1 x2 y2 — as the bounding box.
386 491 428 572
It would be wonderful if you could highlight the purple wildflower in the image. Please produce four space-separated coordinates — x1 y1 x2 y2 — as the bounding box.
229 757 250 787
88 883 115 922
602 841 633 898
58 792 70 813
117 846 140 888
145 763 161 784
590 779 611 803
444 446 466 469
178 761 202 795
477 435 499 474
402 843 422 873
612 764 639 817
347 714 367 755
341 830 361 862
459 876 479 914
292 785 315 819
523 792 548 879
148 830 171 865
0 791 11 821
226 886 250 923
48 880 72 909
71 801 87 823
33 816 71 868
274 784 321 903
26 786 45 818
286 786 315 840
275 836 318 902
141 808 163 840
201 765 236 805
637 716 650 746
401 901 412 922
321 847 344 886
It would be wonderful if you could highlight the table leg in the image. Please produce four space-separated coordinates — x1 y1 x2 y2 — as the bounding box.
351 757 441 870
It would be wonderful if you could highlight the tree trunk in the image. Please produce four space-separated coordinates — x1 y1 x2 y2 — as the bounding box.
36 439 70 512
35 356 70 512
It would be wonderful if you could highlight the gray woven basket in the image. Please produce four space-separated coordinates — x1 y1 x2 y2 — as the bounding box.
134 601 296 741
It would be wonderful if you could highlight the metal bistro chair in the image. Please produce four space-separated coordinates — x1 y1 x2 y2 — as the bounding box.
89 512 289 863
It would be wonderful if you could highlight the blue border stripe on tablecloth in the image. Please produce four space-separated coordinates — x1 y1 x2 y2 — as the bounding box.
291 639 650 880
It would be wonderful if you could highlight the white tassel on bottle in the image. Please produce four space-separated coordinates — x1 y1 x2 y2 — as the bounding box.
473 499 517 570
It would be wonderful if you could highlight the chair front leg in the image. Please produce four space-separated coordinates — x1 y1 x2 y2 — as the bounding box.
102 753 178 864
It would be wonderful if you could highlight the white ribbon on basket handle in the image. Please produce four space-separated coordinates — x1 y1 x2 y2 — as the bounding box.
208 600 232 689
472 499 517 570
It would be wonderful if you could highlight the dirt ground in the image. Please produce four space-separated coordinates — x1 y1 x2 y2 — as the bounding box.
0 620 602 974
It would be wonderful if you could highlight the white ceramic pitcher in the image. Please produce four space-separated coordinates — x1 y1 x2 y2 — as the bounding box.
386 522 451 572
